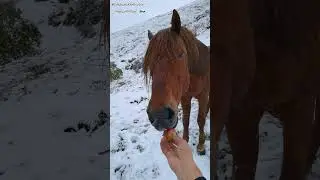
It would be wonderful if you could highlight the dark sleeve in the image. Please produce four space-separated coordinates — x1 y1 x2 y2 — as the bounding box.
194 177 206 180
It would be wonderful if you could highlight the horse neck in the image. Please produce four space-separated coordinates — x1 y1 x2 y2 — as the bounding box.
188 39 210 76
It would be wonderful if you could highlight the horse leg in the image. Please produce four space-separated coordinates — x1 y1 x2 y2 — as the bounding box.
279 96 314 180
208 92 219 179
196 93 209 155
181 95 192 142
306 96 320 175
225 105 263 180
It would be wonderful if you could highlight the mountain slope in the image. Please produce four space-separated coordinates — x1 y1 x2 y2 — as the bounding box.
110 0 210 179
0 1 109 180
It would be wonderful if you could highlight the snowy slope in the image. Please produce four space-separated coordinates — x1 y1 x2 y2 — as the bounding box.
0 1 110 180
16 0 81 52
0 0 318 179
110 0 197 33
110 0 210 179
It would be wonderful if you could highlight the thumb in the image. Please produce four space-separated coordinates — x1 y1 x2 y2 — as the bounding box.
171 132 186 146
160 136 176 158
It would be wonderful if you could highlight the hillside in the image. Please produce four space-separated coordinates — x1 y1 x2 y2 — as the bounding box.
0 0 109 179
0 0 318 179
109 0 210 179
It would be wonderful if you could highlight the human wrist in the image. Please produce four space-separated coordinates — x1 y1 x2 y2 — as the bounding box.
178 161 202 180
191 164 203 179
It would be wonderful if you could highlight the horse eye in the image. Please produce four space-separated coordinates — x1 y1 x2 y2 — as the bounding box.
178 52 185 58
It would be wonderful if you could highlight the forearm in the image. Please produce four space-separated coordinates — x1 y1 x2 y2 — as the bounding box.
177 162 203 180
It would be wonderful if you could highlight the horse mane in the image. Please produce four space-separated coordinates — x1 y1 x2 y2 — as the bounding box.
143 26 199 85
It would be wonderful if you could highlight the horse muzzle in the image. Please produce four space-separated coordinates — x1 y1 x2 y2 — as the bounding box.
147 106 178 131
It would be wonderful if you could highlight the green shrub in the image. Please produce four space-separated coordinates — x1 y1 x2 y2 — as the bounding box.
0 2 42 65
110 62 123 81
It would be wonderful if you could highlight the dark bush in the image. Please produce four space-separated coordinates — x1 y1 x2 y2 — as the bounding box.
0 2 42 65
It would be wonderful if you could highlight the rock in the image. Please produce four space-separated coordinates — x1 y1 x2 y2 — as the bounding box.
131 60 143 73
125 59 143 73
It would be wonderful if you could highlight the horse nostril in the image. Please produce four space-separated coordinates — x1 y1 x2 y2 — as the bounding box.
164 107 175 120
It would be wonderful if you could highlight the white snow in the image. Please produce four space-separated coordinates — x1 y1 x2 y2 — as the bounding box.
110 0 210 179
110 0 197 33
0 0 318 180
0 1 109 180
16 0 81 52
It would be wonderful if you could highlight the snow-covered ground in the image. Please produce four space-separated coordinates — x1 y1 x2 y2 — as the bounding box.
0 0 109 180
0 0 318 180
110 0 210 179
16 0 81 52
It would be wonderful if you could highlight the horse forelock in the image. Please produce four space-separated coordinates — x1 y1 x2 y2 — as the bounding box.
143 27 199 85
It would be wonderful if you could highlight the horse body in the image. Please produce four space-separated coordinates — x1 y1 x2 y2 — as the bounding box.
144 10 210 154
180 39 210 154
184 40 210 98
212 0 320 179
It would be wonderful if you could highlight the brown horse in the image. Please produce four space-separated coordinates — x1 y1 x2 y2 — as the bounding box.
143 9 210 155
212 0 320 179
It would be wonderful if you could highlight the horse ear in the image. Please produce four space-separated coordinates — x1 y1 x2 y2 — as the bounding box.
147 30 153 40
171 9 181 34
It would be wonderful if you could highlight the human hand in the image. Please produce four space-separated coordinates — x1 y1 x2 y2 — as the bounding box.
160 130 203 180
